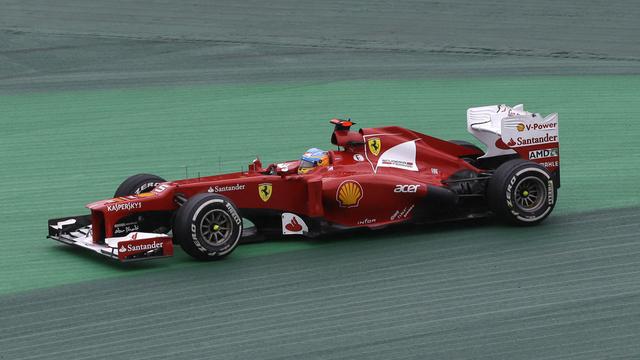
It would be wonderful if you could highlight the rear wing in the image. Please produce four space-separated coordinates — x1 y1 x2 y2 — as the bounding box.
500 112 559 172
467 104 559 178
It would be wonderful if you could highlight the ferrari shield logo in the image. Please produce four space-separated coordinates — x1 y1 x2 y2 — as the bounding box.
368 137 381 156
258 183 272 202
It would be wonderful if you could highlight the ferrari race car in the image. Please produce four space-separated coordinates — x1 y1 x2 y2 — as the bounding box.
48 104 560 262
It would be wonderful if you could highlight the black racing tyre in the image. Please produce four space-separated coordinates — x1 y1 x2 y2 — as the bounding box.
114 173 166 197
487 159 557 225
173 193 243 261
449 140 484 155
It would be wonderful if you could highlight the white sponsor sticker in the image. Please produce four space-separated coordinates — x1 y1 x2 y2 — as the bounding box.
208 184 246 193
393 184 420 193
390 205 415 220
375 140 419 172
282 213 308 235
153 184 169 193
529 148 559 160
357 218 376 225
119 241 163 254
541 160 559 168
114 221 140 234
501 113 559 148
107 202 142 212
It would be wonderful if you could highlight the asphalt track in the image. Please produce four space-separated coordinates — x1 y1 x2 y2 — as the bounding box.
1 0 640 359
1 0 640 91
2 208 640 359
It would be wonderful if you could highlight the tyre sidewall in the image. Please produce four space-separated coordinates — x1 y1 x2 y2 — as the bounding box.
132 180 160 195
504 166 556 223
115 173 166 197
176 194 243 259
489 159 557 225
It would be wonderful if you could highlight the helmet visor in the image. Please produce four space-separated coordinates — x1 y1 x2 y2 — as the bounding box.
299 159 316 169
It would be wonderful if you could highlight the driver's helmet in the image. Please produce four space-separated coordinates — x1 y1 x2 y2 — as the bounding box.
298 148 329 174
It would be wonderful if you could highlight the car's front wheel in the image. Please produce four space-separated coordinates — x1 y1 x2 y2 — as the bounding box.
173 193 243 260
487 159 557 225
114 173 166 197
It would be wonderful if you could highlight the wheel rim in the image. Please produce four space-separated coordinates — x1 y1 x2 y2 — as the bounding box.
199 209 233 246
513 176 547 213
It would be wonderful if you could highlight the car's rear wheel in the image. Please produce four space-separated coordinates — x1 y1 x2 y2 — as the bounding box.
487 159 557 225
173 193 243 260
114 173 166 197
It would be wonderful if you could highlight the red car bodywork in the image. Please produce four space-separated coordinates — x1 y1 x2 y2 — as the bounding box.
93 125 480 233
48 114 560 262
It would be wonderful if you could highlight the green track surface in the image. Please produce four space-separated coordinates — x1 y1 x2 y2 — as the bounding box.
2 76 639 295
2 0 640 358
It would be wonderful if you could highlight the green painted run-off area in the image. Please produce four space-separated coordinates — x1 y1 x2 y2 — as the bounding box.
1 75 639 294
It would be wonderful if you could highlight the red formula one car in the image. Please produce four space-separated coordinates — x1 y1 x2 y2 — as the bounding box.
48 104 560 262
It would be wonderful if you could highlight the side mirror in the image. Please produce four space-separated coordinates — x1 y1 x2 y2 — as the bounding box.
249 157 263 172
275 161 300 176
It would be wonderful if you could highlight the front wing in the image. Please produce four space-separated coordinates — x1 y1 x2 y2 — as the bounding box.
48 215 173 262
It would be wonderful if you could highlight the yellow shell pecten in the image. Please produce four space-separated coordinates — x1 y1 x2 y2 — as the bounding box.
337 181 363 207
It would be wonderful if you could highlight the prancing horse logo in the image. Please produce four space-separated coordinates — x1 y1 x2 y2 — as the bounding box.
259 183 272 202
368 137 381 156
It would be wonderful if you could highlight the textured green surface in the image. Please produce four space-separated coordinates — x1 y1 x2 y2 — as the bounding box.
1 76 639 294
2 0 640 358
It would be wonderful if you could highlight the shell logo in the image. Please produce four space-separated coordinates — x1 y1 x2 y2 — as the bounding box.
336 180 363 208
516 123 525 132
